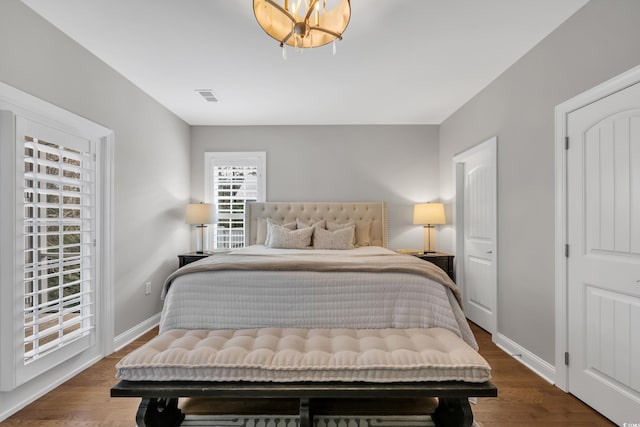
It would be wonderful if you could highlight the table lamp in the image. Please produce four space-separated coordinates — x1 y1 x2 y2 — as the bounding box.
413 202 446 253
185 202 217 254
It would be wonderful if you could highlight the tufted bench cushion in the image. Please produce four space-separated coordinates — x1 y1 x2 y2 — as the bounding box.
116 327 491 383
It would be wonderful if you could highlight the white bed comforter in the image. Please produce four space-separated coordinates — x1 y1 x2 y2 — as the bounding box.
160 246 477 349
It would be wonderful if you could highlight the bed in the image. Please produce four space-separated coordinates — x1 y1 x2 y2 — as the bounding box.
111 202 496 427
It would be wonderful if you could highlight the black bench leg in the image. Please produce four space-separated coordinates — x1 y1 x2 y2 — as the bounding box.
136 397 185 427
299 398 313 427
431 397 473 427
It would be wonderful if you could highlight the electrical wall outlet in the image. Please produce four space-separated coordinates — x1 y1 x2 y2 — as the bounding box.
145 281 151 295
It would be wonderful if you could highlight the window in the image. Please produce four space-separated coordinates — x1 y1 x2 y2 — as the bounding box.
10 117 98 386
1 84 112 394
22 128 95 364
205 152 266 249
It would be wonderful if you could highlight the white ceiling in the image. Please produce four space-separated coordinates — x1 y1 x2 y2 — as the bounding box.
20 0 589 126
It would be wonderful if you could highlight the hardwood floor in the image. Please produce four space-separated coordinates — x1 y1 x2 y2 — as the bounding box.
2 323 615 427
469 323 614 427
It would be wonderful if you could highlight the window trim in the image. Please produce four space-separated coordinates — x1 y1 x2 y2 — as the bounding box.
0 81 114 393
204 152 266 249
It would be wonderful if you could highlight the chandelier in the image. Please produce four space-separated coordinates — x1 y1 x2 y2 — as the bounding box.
253 0 351 54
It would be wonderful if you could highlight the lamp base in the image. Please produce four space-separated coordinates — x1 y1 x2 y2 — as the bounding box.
196 224 207 254
423 225 435 253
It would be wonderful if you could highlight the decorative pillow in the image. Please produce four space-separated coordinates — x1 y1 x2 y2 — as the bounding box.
267 224 314 249
256 218 268 245
355 220 372 247
296 218 326 230
326 221 371 247
326 221 353 232
264 219 296 245
313 226 355 250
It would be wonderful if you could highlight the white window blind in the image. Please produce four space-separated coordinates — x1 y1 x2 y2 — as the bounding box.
22 127 95 364
205 153 266 249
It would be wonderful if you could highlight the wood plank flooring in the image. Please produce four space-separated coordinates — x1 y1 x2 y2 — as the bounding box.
468 324 614 427
1 323 615 427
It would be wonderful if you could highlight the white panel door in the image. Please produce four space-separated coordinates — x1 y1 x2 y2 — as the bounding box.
456 137 497 333
567 81 640 424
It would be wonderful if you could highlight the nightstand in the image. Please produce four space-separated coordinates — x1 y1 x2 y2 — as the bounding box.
413 252 455 282
177 252 211 268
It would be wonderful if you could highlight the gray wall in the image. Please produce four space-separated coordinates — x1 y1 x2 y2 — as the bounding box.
0 0 191 336
7 0 639 386
439 0 640 364
191 125 440 250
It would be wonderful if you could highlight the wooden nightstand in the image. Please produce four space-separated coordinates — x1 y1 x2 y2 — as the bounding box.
177 252 211 268
413 252 455 282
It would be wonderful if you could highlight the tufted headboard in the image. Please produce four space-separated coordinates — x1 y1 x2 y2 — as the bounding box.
245 202 388 248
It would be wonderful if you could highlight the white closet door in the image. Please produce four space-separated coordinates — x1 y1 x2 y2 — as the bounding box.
456 137 497 334
566 81 640 424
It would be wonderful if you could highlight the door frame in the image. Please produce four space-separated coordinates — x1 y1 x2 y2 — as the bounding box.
554 64 640 391
453 136 498 335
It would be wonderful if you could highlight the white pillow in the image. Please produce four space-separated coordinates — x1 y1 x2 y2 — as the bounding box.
296 218 326 230
313 226 355 250
326 221 371 247
267 224 314 249
265 219 296 245
256 218 268 245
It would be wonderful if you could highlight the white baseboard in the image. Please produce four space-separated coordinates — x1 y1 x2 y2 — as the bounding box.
493 332 556 384
113 312 161 352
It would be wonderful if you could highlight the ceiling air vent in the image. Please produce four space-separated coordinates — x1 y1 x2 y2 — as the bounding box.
196 89 220 103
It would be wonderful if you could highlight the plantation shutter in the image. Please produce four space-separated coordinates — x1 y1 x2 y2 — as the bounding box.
18 117 96 384
207 153 265 249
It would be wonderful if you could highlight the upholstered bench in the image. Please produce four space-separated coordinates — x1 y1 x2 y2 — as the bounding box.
111 327 497 427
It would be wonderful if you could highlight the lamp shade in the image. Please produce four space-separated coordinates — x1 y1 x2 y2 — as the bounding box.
413 203 446 225
185 203 217 225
